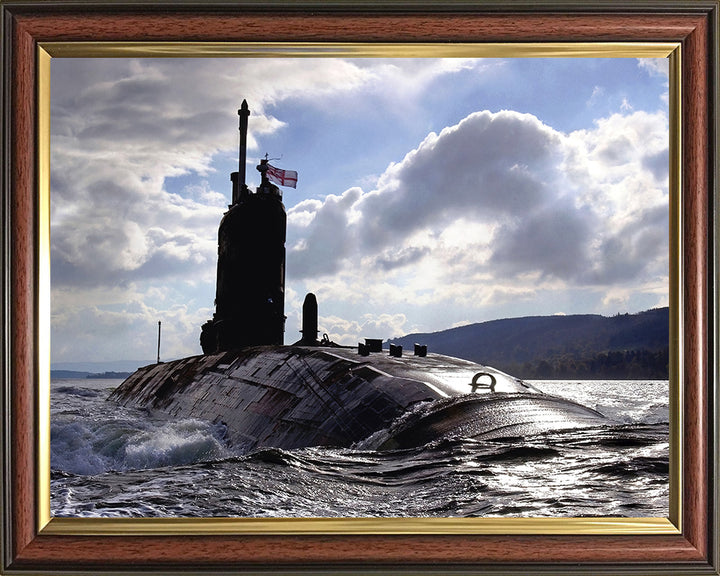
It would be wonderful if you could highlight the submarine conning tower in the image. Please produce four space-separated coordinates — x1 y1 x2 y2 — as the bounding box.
200 101 287 354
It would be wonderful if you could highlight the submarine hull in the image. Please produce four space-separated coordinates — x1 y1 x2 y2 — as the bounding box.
110 345 605 454
367 393 605 451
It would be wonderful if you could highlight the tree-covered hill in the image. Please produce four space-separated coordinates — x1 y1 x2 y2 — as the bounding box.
387 307 669 379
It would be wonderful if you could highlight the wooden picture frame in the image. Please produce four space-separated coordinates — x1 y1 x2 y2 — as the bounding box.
1 1 717 573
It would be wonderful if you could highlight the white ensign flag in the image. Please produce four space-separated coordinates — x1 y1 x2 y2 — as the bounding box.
266 164 298 188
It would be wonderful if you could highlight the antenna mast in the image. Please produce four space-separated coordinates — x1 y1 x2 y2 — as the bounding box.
157 321 162 364
237 100 250 191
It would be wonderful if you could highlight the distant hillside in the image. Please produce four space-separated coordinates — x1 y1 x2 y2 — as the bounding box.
51 370 91 379
388 307 669 379
51 370 132 380
87 371 132 379
51 360 155 374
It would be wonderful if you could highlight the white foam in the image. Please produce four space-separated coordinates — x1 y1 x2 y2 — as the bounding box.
123 420 229 470
51 415 230 475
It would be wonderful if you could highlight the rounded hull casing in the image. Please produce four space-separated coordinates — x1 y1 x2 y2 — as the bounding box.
109 345 606 454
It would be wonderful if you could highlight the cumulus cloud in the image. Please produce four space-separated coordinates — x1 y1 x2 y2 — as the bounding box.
287 188 362 277
287 108 669 313
289 110 565 276
51 294 212 363
317 313 408 345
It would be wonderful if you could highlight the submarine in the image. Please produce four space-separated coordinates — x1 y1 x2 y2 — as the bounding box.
110 101 605 454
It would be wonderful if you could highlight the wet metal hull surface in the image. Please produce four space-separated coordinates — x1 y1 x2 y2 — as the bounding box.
109 345 605 453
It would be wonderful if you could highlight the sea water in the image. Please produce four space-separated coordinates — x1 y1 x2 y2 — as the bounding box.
50 378 668 518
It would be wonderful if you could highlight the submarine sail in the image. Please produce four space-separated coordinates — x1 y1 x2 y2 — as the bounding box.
200 100 286 354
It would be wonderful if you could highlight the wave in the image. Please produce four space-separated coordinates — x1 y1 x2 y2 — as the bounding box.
53 385 105 398
592 457 669 477
51 415 231 475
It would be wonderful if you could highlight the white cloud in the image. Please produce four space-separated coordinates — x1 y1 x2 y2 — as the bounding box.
637 58 670 78
286 108 669 316
587 85 605 107
349 58 487 102
317 312 408 344
637 58 670 105
51 288 213 363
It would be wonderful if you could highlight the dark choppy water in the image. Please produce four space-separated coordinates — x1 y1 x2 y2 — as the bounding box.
51 379 668 518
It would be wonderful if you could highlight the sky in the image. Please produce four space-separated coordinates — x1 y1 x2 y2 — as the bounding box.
50 56 670 369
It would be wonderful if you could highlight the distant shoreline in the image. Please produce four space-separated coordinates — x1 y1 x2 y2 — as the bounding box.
51 370 132 380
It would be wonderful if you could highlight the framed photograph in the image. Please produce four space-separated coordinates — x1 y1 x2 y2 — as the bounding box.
2 1 717 574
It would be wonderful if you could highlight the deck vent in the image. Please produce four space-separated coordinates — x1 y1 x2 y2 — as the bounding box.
364 338 383 353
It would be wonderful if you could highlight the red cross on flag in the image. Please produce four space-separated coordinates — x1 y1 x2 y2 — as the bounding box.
266 164 298 188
